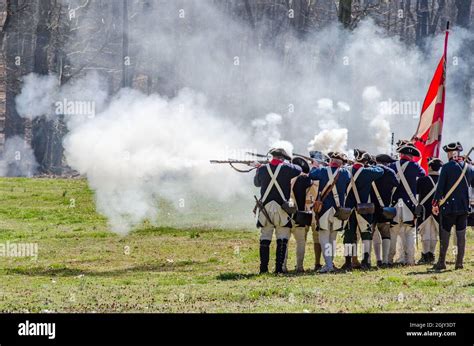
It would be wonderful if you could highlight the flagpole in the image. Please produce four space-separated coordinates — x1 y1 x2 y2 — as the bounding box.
444 21 449 59
435 21 449 157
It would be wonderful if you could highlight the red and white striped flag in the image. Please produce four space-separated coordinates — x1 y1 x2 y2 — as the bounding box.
413 23 449 174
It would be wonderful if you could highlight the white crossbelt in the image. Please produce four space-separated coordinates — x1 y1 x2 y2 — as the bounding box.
371 182 385 208
439 162 469 206
395 161 418 206
326 167 341 208
261 164 285 203
346 168 363 204
419 176 436 205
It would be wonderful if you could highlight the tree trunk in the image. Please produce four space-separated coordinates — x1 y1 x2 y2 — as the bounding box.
122 0 130 88
338 0 352 28
454 0 473 124
455 0 472 28
415 0 429 48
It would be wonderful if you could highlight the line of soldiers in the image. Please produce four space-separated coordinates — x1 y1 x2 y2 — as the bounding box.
253 141 474 274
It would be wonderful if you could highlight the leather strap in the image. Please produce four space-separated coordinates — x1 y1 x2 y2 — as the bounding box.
372 182 384 207
261 164 284 202
346 168 363 204
439 162 469 206
419 176 436 205
320 167 341 203
396 161 418 206
327 167 341 208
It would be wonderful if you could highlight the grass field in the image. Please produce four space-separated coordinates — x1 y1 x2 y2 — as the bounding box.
0 177 472 313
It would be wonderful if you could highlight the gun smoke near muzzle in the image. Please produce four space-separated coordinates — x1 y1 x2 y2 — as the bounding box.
13 1 473 234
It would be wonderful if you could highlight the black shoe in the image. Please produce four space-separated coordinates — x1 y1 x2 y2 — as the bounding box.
259 240 271 274
314 264 322 271
417 253 428 265
377 260 383 267
275 239 288 274
455 261 464 270
361 253 371 270
431 262 446 271
427 252 435 263
340 256 352 272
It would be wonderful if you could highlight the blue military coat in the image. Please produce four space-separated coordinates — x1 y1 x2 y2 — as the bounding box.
389 159 426 211
433 160 474 215
254 161 302 205
309 166 351 215
345 165 384 209
371 165 399 223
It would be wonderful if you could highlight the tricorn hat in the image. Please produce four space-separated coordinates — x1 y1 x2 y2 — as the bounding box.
353 149 371 163
292 157 310 174
442 142 463 153
396 139 411 148
375 154 396 164
328 151 347 162
269 147 291 160
396 142 421 157
428 157 443 171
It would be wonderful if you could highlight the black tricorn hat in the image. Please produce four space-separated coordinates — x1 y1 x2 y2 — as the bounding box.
428 157 443 171
443 142 463 153
269 147 291 160
354 149 371 162
368 154 377 165
396 139 411 148
328 151 347 162
396 142 421 157
375 154 396 164
292 157 310 174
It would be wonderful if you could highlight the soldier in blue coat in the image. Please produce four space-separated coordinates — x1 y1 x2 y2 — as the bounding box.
342 149 384 270
285 156 313 272
370 154 399 267
309 152 351 273
416 157 442 264
388 141 426 265
432 142 474 270
254 148 302 274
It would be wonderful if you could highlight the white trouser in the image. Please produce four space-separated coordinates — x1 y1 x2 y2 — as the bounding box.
418 215 438 254
372 226 382 261
290 227 307 271
373 222 391 264
389 223 416 265
260 226 291 241
319 226 338 270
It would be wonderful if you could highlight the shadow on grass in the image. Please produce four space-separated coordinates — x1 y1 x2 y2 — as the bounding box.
216 267 359 280
216 272 259 281
407 269 454 275
5 260 206 278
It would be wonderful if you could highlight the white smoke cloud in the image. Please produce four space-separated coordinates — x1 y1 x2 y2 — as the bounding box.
251 113 283 147
0 136 38 177
362 86 392 153
15 74 58 119
61 87 251 234
308 128 348 154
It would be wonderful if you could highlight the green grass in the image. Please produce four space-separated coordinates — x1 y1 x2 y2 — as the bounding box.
0 177 472 313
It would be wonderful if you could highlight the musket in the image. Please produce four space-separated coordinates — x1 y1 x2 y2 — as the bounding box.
293 153 314 162
294 152 330 165
210 159 268 173
464 147 473 162
245 151 269 158
253 195 274 226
